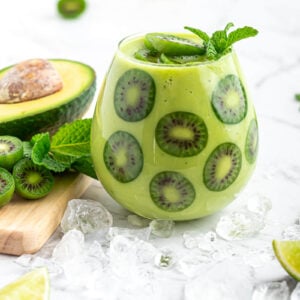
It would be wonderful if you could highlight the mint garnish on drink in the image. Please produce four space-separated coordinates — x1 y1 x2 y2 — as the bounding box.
134 23 258 64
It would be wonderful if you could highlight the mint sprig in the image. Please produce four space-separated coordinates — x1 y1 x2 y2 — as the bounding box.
184 23 258 60
30 118 97 178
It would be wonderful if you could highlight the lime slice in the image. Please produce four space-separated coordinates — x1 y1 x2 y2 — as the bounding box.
272 240 300 281
0 268 50 300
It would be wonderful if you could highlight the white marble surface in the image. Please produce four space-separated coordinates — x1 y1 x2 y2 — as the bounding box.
1 0 300 299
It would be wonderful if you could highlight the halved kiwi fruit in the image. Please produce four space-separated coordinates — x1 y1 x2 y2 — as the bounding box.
245 118 258 164
145 33 205 56
155 111 208 157
114 69 156 122
0 136 23 171
211 74 247 124
150 171 195 212
203 142 242 191
13 158 54 200
103 131 143 183
57 0 86 19
0 167 15 207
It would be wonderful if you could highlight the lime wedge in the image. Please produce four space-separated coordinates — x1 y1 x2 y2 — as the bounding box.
272 240 300 281
0 268 50 300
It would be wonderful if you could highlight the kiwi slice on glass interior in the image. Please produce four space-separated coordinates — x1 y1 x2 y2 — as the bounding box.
103 131 143 183
0 167 15 207
211 74 247 124
245 118 259 164
150 171 195 212
203 142 242 191
155 111 208 157
13 158 54 200
0 135 23 171
114 69 156 122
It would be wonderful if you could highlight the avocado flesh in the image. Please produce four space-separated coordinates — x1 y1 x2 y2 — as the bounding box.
0 59 96 139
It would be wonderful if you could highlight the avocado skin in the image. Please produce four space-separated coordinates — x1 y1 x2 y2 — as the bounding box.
0 80 96 139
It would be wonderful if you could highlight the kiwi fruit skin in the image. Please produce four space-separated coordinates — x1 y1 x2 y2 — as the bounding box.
114 69 156 122
0 167 15 207
103 131 143 183
203 142 242 192
13 158 54 200
0 135 23 171
211 74 248 124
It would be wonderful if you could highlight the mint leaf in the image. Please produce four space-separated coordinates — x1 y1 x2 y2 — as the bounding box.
31 132 69 172
184 23 258 60
184 26 210 43
227 26 258 48
72 156 97 179
295 94 300 101
51 118 92 157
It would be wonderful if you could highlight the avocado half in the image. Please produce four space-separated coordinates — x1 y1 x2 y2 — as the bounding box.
0 59 96 139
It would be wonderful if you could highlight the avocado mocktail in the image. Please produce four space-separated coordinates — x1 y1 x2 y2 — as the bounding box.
91 24 259 220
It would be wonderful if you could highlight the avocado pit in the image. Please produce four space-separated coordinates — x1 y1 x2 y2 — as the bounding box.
0 58 63 103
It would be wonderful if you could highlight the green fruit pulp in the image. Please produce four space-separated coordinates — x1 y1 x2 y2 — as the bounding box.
91 33 258 220
0 59 96 139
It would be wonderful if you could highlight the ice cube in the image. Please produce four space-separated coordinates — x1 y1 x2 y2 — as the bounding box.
291 283 300 300
52 229 85 263
14 254 34 268
282 224 300 240
154 248 175 269
127 214 151 227
60 199 113 234
247 195 272 216
106 226 151 242
150 220 175 238
216 209 265 240
252 281 290 300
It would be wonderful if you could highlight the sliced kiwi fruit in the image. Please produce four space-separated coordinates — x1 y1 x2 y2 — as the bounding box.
211 74 247 124
159 53 176 64
114 69 156 122
0 136 24 171
145 33 205 56
203 142 242 191
168 54 206 64
245 119 259 164
150 171 195 212
0 167 15 207
134 49 159 63
103 131 143 183
13 158 54 200
155 111 208 157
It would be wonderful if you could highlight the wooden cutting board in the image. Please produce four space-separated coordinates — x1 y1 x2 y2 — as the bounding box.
0 173 91 256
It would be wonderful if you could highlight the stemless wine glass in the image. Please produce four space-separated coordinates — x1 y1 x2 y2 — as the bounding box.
91 33 258 221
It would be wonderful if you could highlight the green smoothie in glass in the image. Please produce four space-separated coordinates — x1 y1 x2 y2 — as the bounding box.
91 24 259 220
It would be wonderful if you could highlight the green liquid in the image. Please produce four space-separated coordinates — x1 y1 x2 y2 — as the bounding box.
91 34 258 220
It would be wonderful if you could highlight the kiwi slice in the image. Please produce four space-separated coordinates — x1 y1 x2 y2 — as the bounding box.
211 74 247 124
145 33 205 56
0 167 15 207
155 111 208 157
150 171 195 212
57 0 86 19
245 119 258 164
0 136 23 171
134 49 159 63
13 158 54 200
114 69 156 122
203 143 242 191
169 55 206 64
103 131 143 183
